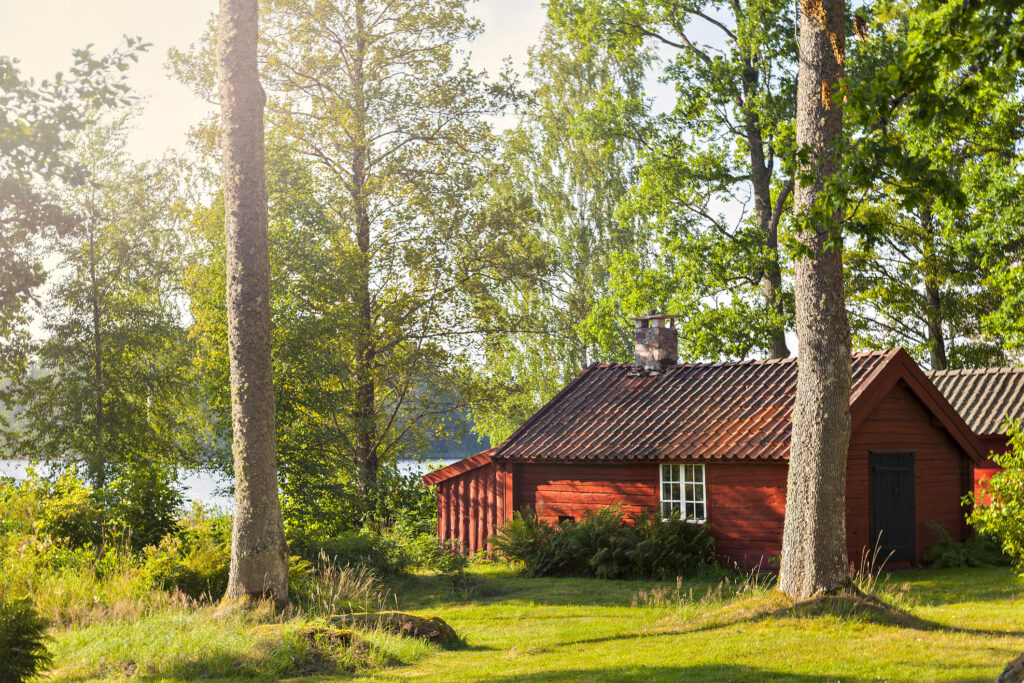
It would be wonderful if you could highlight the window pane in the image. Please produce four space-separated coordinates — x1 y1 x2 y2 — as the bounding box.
693 484 704 503
694 502 706 520
671 484 681 501
685 483 695 502
685 502 696 519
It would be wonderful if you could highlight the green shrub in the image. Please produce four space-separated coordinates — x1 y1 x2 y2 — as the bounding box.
290 530 410 576
922 522 1009 568
139 505 231 600
0 597 52 682
0 464 183 552
968 420 1024 575
0 469 104 548
487 508 553 568
103 461 184 550
489 505 716 579
282 461 437 541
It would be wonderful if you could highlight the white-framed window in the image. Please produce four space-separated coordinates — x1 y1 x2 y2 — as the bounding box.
660 463 707 522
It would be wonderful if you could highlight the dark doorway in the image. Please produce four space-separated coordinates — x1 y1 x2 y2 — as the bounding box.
870 452 916 564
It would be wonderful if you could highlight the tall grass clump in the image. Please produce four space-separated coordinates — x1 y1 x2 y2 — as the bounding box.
289 552 389 615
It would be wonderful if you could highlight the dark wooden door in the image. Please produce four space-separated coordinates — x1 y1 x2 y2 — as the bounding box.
870 453 916 564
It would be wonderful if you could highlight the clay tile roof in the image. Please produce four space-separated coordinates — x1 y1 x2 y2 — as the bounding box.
925 367 1024 436
491 350 895 463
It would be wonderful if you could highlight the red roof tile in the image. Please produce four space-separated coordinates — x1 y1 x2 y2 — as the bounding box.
422 347 986 485
491 349 893 463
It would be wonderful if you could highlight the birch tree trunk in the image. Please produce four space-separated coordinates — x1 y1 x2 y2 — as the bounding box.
778 0 852 599
218 0 289 607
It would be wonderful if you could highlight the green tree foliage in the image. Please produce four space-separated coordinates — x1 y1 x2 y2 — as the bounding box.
1 117 202 490
173 0 530 532
843 0 1024 369
552 0 799 361
470 23 646 443
0 40 146 376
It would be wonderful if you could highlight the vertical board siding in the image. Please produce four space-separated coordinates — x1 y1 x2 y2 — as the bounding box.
434 461 500 554
848 379 970 565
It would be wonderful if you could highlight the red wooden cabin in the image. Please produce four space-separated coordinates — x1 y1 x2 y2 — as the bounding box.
425 316 987 568
927 367 1024 499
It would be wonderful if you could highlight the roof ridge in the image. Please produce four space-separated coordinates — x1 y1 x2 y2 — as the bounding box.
927 366 1024 376
593 349 895 373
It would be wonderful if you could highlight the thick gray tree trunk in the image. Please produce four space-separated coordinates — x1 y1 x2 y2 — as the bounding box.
778 0 852 599
218 0 289 608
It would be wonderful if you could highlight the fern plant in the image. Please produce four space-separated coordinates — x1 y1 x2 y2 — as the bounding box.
486 508 553 569
0 597 53 683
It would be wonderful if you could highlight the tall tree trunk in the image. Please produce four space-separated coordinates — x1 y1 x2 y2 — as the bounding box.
88 219 105 489
218 0 289 607
350 0 377 495
921 205 947 370
778 0 851 599
739 41 790 359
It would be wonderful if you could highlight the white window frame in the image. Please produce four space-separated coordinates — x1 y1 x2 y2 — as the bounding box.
659 463 707 523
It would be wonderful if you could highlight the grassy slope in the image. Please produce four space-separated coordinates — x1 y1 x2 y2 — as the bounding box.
378 565 1024 682
47 566 1023 682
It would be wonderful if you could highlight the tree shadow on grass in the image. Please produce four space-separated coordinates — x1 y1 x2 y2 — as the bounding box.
483 664 859 682
566 591 1024 648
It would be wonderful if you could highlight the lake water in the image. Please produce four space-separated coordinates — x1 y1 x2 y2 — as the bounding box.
0 457 460 509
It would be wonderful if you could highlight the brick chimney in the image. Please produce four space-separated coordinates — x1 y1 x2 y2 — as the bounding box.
630 311 679 373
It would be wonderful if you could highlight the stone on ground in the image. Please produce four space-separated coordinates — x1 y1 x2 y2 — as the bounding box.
329 611 458 645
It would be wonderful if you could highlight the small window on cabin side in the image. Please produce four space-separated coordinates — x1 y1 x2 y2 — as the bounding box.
558 515 574 524
660 464 706 522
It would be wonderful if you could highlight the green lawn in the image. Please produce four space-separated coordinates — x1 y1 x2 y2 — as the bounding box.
47 565 1024 682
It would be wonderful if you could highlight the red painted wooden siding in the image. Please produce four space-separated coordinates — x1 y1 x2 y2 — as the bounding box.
847 379 970 565
435 380 973 565
974 435 1009 504
435 460 504 554
515 463 657 524
705 463 787 568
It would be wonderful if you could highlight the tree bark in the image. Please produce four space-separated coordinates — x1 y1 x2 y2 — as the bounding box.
218 0 289 607
921 205 948 370
88 218 105 489
778 0 851 599
737 2 790 360
350 0 378 495
739 38 790 360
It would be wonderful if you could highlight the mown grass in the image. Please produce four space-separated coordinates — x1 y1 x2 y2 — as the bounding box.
42 564 1024 682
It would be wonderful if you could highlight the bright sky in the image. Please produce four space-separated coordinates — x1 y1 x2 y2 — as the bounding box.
0 0 549 160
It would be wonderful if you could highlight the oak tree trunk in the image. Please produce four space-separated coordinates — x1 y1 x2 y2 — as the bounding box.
218 0 289 608
778 0 851 599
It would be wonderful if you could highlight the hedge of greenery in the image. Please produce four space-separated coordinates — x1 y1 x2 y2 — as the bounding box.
488 505 716 579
